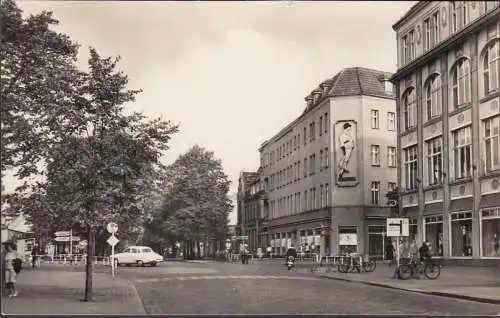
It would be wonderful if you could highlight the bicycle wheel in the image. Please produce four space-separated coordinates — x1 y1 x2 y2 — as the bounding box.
338 263 350 273
397 264 412 280
424 263 441 280
363 259 377 272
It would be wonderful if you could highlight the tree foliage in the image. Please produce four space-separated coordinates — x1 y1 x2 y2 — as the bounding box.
1 0 179 247
144 145 233 247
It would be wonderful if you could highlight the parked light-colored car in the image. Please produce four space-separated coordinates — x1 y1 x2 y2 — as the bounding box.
114 246 163 267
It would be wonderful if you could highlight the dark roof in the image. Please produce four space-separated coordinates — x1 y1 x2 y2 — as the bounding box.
260 67 394 149
326 67 394 99
392 1 425 31
240 172 260 186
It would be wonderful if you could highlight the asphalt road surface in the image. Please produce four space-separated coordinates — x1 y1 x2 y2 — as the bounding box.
106 261 500 315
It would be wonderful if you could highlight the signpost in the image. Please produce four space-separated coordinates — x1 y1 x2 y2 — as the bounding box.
106 223 119 277
386 218 409 270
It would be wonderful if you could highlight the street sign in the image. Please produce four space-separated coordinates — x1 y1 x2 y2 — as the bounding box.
107 235 119 247
54 236 80 242
106 222 118 234
54 231 71 237
386 218 409 237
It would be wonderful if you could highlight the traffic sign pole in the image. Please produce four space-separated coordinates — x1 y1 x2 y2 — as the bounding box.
111 238 115 278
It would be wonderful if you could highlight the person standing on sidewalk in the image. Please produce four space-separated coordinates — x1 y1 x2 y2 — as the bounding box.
4 242 20 297
386 240 395 267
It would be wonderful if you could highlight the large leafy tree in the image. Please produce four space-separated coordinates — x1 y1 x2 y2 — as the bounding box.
1 1 179 301
145 145 232 258
1 0 82 183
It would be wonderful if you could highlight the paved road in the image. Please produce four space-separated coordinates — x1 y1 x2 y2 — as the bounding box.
104 261 500 315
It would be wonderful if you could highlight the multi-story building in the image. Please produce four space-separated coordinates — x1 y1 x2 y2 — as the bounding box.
236 170 267 252
258 67 397 258
391 1 500 262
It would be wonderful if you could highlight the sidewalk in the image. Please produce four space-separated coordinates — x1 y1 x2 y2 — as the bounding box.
315 263 500 304
2 270 146 315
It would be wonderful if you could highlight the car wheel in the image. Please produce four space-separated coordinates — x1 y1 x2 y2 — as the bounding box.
114 259 120 267
137 260 144 267
150 261 157 267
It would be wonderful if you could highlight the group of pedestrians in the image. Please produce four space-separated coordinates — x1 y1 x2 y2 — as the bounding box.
385 239 433 279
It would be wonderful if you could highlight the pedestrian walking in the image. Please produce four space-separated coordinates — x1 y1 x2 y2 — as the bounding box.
4 242 21 297
386 240 395 267
31 246 38 269
266 245 272 259
257 247 263 261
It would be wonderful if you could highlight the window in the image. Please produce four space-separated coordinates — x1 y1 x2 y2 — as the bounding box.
401 29 416 65
371 110 379 129
371 145 380 166
304 157 308 177
481 207 500 257
303 127 307 145
424 215 444 256
324 113 328 134
310 154 316 175
371 181 380 205
304 190 308 211
388 146 397 167
312 188 316 210
451 211 473 257
484 115 500 172
483 41 500 95
319 116 323 136
324 147 329 169
298 193 301 212
426 137 443 185
293 136 297 151
425 74 442 120
388 182 397 192
453 126 472 179
320 185 324 207
424 12 439 51
452 59 471 109
384 80 393 93
403 146 418 190
325 183 330 206
319 150 324 171
387 112 396 131
452 2 459 34
298 161 301 180
403 88 417 130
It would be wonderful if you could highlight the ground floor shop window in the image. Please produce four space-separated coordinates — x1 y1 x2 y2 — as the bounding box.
481 207 500 257
368 226 386 259
451 211 473 257
339 226 358 255
314 230 321 252
424 215 444 256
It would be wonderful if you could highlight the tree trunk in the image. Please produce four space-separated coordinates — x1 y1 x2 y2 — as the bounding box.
84 226 95 302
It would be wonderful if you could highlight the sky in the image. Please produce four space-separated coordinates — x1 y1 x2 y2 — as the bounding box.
6 0 417 225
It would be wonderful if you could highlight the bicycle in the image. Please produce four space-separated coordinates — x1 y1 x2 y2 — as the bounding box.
337 254 377 273
397 257 441 280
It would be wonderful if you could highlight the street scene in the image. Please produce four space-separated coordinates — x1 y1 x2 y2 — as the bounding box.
1 0 500 316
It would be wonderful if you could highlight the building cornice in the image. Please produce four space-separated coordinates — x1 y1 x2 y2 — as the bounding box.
392 1 427 31
391 7 500 83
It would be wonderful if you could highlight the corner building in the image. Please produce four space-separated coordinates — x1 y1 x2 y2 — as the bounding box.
259 67 397 258
391 1 500 263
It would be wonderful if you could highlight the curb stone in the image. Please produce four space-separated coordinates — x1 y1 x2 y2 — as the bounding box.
124 278 147 314
316 274 500 305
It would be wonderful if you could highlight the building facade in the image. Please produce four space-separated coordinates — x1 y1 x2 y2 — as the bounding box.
236 171 267 252
391 1 500 262
258 67 397 258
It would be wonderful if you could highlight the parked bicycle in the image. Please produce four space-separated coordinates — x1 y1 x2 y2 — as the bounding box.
397 257 441 280
337 253 377 273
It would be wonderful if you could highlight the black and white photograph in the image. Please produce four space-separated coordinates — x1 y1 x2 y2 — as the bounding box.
1 0 499 316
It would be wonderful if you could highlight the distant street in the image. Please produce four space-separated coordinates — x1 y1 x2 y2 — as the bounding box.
89 261 500 315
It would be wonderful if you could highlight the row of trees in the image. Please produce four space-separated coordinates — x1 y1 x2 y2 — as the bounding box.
142 145 233 258
1 0 232 300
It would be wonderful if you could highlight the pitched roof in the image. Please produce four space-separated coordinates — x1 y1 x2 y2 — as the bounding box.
326 67 394 99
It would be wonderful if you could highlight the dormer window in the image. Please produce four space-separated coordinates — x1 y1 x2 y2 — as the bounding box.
384 80 394 93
